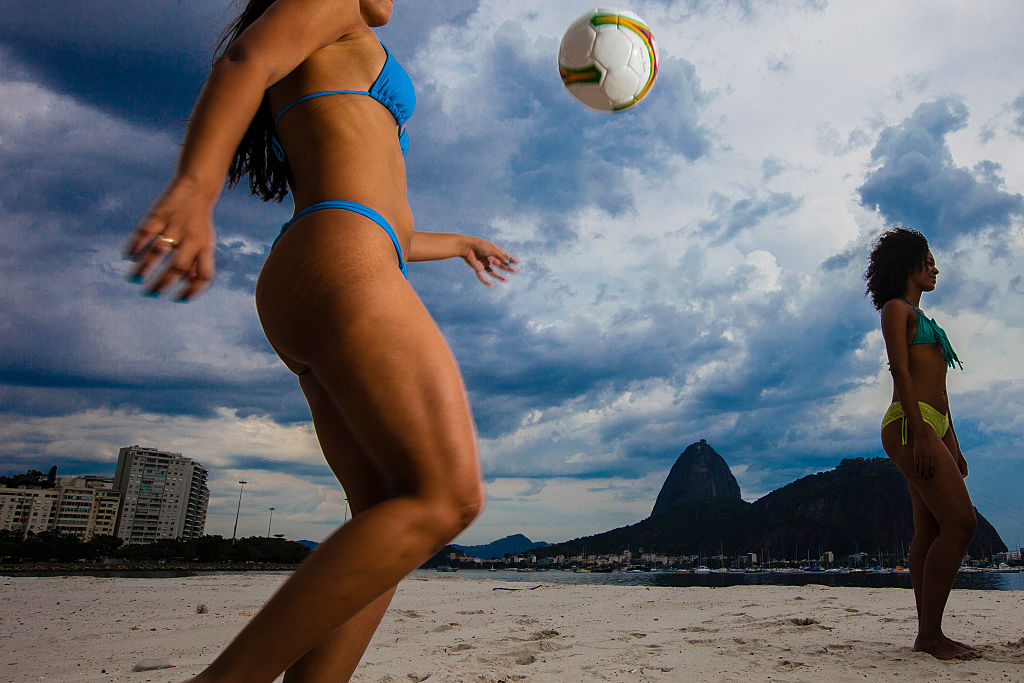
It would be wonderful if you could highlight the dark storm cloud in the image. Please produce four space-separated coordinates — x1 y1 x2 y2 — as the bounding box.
221 456 335 481
0 67 303 424
858 98 1024 249
0 0 226 128
0 0 483 129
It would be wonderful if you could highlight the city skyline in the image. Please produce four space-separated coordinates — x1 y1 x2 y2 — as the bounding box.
0 446 210 544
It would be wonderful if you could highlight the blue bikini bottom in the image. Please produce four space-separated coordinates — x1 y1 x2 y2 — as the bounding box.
275 200 408 278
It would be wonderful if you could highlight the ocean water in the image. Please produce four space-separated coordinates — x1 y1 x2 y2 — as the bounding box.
423 568 1024 591
6 567 1021 590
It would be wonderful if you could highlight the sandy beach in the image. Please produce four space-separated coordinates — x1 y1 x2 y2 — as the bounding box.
1 571 1022 682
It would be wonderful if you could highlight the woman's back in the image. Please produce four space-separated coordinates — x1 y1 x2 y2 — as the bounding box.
267 28 413 236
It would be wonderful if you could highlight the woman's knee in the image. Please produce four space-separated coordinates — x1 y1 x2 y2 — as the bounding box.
414 481 485 545
941 506 977 544
959 507 978 539
442 481 486 536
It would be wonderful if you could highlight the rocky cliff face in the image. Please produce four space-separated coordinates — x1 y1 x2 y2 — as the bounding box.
651 439 741 516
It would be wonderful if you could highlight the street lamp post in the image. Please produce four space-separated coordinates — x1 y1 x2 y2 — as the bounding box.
232 480 247 542
267 507 275 537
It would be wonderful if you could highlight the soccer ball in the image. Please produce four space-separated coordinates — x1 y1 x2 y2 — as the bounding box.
558 7 659 112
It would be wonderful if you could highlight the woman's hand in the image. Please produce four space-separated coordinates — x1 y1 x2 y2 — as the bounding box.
460 238 518 287
911 431 946 480
123 178 217 301
406 232 519 285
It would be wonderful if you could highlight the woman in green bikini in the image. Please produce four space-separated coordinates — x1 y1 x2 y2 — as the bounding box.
865 227 978 661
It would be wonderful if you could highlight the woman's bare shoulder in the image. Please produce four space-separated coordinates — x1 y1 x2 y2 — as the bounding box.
880 297 912 318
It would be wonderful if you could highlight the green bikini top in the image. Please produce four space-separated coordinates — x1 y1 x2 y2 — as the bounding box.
902 298 963 369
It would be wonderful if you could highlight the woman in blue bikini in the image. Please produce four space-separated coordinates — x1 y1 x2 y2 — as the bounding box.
865 227 977 661
124 1 517 680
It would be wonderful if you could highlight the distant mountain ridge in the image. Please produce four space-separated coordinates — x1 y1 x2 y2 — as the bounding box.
533 446 1006 561
452 533 549 560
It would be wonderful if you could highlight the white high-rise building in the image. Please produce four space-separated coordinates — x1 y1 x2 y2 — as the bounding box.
113 446 210 544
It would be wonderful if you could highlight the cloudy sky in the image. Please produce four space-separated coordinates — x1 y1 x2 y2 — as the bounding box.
2 0 1022 549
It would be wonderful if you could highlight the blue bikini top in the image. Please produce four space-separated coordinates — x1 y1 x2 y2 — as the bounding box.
271 43 415 161
902 298 963 370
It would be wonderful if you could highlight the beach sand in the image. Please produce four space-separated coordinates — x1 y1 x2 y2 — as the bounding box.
2 572 1022 681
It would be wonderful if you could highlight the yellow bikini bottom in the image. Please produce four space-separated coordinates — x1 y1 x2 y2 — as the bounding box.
881 401 949 445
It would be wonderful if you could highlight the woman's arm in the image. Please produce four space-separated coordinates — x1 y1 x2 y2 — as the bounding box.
408 231 518 287
125 0 367 300
881 299 944 479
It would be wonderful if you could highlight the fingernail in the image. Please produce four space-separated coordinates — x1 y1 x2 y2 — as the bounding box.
125 274 144 284
174 297 190 304
142 289 160 298
121 252 135 261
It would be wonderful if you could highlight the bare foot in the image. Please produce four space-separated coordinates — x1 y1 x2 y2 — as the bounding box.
944 635 977 652
914 634 981 660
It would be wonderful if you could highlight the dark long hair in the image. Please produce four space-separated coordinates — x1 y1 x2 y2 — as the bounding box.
215 0 290 202
864 227 930 311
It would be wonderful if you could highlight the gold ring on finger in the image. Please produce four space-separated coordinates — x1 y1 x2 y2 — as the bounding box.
156 235 178 247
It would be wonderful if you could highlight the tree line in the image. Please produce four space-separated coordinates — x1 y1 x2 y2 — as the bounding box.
0 467 58 489
0 530 311 565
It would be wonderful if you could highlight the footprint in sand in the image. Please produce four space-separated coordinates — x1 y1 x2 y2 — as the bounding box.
775 659 807 670
478 649 541 667
525 629 560 641
786 617 831 630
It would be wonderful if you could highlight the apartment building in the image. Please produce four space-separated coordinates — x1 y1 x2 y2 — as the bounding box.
52 476 121 540
0 475 119 541
113 445 210 543
0 487 60 538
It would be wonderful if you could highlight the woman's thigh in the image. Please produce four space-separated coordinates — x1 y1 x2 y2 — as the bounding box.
881 423 973 529
256 213 482 498
297 370 392 513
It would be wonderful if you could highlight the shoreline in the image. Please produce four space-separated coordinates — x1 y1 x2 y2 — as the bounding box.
2 573 1023 681
3 563 1021 591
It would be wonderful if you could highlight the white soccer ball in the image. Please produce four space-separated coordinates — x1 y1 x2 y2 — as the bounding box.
558 7 659 112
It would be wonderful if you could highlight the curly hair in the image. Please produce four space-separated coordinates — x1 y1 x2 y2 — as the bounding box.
214 0 290 203
864 227 930 311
